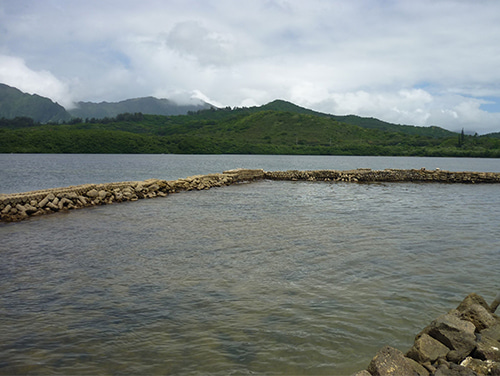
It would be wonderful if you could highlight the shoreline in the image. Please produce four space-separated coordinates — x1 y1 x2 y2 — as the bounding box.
2 168 500 223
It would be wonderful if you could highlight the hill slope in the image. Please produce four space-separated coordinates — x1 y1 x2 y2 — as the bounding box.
0 83 71 123
261 100 455 138
69 96 213 119
1 108 499 157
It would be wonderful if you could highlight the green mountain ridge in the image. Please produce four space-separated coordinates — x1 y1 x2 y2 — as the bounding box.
1 105 499 157
261 99 455 138
0 83 71 123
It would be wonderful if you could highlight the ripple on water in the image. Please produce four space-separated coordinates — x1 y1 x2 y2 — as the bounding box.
1 180 499 375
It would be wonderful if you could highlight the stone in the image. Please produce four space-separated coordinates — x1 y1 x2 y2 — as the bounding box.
1 204 12 214
481 323 500 342
460 356 494 375
434 365 477 376
405 357 430 376
46 202 59 211
456 293 492 313
351 371 372 376
407 333 450 363
421 310 476 362
86 189 98 198
473 334 500 361
98 190 108 199
458 301 497 332
38 194 51 208
77 196 88 205
23 204 38 214
367 346 416 376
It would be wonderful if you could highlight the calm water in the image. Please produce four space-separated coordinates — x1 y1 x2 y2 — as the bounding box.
1 155 499 375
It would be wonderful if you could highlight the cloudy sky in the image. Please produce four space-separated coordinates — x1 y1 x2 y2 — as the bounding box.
1 0 500 134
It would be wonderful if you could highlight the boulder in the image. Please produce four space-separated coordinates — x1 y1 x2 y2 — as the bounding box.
460 304 497 332
460 356 496 375
473 334 500 361
457 294 497 331
407 333 450 363
367 345 416 376
457 293 491 313
433 364 477 376
405 357 430 376
86 189 98 198
421 310 476 362
481 323 500 342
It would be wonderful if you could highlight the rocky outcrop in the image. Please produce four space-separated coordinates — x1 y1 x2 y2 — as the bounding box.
354 293 500 376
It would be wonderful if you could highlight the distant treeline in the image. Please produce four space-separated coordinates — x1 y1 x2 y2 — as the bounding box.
1 105 499 157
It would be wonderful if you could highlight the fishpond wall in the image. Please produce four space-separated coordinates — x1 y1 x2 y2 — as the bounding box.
1 168 500 223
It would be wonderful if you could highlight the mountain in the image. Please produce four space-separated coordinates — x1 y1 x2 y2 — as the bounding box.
0 83 71 123
69 96 213 119
2 106 499 157
261 100 455 138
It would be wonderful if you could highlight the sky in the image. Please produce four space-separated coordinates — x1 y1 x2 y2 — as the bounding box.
1 0 500 134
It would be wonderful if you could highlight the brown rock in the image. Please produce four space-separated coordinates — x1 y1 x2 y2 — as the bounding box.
457 293 491 313
86 189 98 198
367 345 416 376
461 304 497 332
421 310 476 362
473 334 500 361
407 333 450 363
405 357 430 376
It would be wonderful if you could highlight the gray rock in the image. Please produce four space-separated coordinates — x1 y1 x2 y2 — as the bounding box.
405 357 430 376
457 293 491 313
421 310 476 362
481 323 500 342
434 365 477 376
407 333 450 363
473 334 500 361
367 345 416 376
460 303 497 332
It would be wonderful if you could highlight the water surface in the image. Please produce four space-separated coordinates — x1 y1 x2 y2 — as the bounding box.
0 155 499 375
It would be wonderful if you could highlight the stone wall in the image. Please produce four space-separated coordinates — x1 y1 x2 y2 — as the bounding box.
353 293 500 376
1 168 499 223
0 169 264 223
264 168 500 183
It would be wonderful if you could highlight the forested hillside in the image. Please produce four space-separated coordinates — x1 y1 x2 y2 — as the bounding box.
1 104 499 157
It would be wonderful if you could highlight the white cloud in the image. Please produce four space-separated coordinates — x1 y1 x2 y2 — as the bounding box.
0 55 74 108
1 0 500 133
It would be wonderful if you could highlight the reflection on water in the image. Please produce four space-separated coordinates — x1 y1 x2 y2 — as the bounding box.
1 180 499 375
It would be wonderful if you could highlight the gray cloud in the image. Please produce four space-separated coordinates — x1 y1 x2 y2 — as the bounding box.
1 0 499 133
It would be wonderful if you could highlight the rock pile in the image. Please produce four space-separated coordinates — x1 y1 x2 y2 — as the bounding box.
264 168 500 183
1 168 499 223
353 293 500 376
0 169 264 223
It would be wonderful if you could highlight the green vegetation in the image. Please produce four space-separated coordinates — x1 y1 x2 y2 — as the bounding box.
1 102 499 157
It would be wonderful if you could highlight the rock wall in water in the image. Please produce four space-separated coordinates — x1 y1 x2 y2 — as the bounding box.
1 168 500 223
